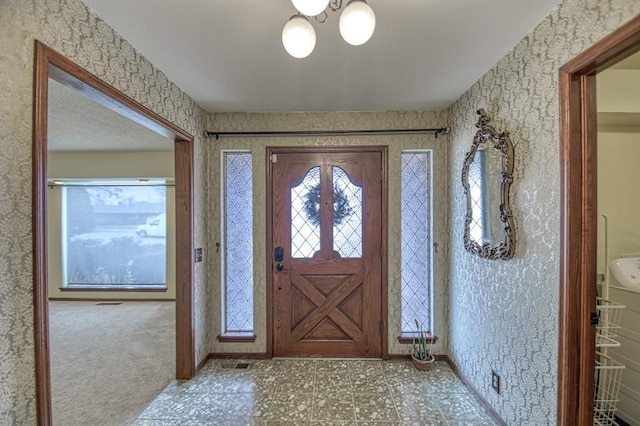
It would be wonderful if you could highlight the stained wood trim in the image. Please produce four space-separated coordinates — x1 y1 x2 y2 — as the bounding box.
175 139 195 379
397 332 437 344
558 15 640 426
380 147 389 358
207 352 270 360
33 40 195 425
217 334 257 343
266 147 274 357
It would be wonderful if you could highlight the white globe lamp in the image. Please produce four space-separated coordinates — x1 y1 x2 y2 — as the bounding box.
282 15 317 58
339 0 376 46
291 0 331 17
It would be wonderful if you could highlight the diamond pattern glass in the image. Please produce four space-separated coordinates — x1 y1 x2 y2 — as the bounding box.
224 152 253 333
291 167 321 258
468 151 484 244
401 152 431 333
332 166 362 258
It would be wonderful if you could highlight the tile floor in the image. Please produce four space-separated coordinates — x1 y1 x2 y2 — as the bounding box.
134 359 497 426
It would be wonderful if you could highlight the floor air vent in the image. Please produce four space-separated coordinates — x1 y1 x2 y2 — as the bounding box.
221 363 250 370
96 302 122 305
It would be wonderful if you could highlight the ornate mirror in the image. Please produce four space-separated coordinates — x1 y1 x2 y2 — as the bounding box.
461 109 515 259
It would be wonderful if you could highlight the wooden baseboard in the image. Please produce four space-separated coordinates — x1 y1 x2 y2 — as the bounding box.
445 356 506 426
49 297 175 302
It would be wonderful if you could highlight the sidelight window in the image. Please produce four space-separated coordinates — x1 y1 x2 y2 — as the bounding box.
400 151 433 333
222 151 254 334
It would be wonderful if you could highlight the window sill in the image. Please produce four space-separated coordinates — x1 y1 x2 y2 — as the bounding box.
60 286 168 292
217 333 256 343
398 332 438 344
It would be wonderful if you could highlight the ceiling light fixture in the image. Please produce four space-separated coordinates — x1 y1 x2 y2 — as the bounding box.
282 0 376 58
282 15 316 58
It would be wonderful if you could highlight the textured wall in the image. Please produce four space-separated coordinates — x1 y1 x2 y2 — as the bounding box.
447 0 640 424
0 0 207 423
207 111 450 356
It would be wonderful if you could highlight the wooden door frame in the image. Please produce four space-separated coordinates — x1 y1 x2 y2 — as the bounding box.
33 40 195 425
558 14 640 425
265 146 389 358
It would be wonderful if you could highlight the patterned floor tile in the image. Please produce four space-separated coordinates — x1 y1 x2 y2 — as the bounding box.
137 392 199 420
137 359 494 425
353 393 400 422
347 360 384 374
315 360 351 373
264 393 314 421
276 372 315 393
380 360 418 375
384 372 427 395
430 361 453 373
350 371 389 393
250 360 286 373
355 423 401 426
421 372 470 395
312 393 355 421
314 373 352 393
275 359 317 372
391 392 446 423
433 392 492 422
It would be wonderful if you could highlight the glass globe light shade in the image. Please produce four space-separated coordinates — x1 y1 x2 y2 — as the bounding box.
282 15 316 58
291 0 330 17
339 0 376 46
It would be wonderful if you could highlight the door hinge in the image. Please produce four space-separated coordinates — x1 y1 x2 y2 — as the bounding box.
380 169 383 182
380 245 383 259
380 321 384 336
590 311 600 326
271 154 278 163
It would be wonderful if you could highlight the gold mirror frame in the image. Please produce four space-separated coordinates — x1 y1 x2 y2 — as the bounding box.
461 109 515 260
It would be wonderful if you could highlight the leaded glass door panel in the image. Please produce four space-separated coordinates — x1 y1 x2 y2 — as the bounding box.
271 150 383 357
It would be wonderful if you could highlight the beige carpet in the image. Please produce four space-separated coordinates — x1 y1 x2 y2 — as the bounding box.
49 301 175 426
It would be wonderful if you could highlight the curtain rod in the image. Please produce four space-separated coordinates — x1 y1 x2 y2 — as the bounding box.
203 127 450 140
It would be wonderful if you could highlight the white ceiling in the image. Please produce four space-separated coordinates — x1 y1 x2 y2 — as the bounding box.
80 0 561 112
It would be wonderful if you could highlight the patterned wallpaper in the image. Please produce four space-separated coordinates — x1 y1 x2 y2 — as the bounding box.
2 0 640 423
447 0 640 424
207 111 450 356
0 0 208 423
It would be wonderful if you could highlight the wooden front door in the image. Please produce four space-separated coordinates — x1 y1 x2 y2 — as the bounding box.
271 149 383 357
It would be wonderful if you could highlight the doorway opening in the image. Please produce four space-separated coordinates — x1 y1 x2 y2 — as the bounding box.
33 41 195 425
558 14 640 425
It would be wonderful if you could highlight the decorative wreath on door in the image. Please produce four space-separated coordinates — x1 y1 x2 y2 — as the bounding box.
303 183 353 226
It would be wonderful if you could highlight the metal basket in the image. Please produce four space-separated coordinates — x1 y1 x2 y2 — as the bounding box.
595 297 625 348
593 351 625 426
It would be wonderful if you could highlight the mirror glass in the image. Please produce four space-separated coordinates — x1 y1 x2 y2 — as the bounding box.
462 109 515 260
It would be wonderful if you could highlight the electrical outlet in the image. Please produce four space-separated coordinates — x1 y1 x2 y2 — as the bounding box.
491 371 501 394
